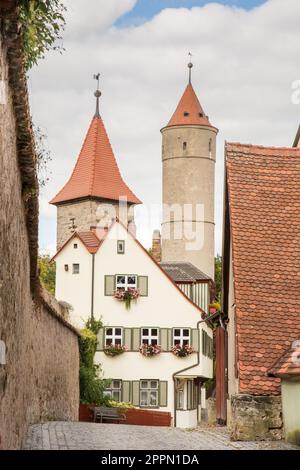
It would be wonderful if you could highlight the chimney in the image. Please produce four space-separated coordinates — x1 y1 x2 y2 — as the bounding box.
152 230 161 263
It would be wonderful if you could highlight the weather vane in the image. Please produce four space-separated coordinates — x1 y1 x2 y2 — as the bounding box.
188 52 193 84
93 73 101 117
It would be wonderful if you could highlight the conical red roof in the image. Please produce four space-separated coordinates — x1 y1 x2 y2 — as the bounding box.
166 83 213 128
50 115 141 205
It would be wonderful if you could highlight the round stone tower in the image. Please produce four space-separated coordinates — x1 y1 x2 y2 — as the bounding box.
161 64 218 279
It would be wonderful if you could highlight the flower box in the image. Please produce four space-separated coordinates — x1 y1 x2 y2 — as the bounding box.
114 288 140 309
104 344 127 357
139 344 161 357
171 344 194 357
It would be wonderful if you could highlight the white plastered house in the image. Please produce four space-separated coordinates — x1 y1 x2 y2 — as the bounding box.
53 220 213 428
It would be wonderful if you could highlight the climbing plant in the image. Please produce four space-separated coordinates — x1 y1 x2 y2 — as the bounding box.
18 0 66 70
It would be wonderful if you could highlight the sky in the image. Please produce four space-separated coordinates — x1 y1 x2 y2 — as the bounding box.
28 0 300 256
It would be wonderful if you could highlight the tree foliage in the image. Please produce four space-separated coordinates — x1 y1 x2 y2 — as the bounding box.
38 254 55 294
79 321 110 406
18 0 66 70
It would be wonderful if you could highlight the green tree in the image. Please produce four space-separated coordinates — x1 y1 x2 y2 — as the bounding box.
38 254 55 294
79 321 110 405
214 255 222 302
18 0 66 70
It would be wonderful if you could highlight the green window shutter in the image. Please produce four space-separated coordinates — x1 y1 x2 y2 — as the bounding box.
96 328 104 351
160 328 168 351
122 381 131 403
132 328 141 351
138 276 148 296
104 275 115 295
159 381 168 407
168 329 173 351
132 381 140 406
124 328 132 350
191 329 199 352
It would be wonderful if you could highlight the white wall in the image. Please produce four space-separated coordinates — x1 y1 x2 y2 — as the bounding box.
55 236 92 327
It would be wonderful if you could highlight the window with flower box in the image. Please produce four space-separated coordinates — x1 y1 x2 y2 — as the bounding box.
116 274 137 291
105 327 122 346
140 380 159 407
104 380 122 401
173 328 190 347
141 328 158 346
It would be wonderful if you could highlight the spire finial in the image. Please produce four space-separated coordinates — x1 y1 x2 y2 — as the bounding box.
188 52 193 84
93 73 101 117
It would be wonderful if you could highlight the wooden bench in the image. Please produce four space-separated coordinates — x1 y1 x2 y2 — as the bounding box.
93 406 127 424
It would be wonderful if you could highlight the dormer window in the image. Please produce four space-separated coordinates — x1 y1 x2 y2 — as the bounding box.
199 112 203 117
183 112 189 117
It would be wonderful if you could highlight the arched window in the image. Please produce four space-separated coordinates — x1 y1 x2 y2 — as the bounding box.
183 142 187 151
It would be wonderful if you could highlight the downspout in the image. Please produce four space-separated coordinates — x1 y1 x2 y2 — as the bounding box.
172 311 220 427
91 253 95 319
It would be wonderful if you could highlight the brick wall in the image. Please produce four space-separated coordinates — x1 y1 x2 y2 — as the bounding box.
0 12 79 449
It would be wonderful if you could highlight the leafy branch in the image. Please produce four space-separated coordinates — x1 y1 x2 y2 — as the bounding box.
18 0 66 70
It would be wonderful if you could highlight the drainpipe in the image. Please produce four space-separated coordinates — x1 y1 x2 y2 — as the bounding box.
172 311 220 427
91 253 95 319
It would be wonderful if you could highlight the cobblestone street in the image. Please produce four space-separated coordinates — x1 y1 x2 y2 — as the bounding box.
24 422 298 450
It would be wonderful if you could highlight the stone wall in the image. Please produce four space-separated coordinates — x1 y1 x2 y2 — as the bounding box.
56 199 135 249
230 395 282 441
0 11 79 449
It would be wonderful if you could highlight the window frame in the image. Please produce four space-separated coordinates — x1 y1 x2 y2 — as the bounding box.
104 327 123 346
115 274 137 291
117 240 125 254
141 327 159 346
139 379 159 408
72 263 80 274
104 379 122 402
173 328 191 347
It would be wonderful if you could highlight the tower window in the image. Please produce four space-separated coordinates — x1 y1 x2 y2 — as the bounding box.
72 264 80 274
183 112 189 116
209 138 212 153
183 142 187 151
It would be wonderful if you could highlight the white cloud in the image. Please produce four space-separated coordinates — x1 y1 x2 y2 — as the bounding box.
29 0 300 255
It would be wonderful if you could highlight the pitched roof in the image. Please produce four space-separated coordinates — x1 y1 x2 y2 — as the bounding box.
52 229 104 260
165 83 215 129
160 262 211 283
225 142 300 395
268 341 300 378
50 115 141 205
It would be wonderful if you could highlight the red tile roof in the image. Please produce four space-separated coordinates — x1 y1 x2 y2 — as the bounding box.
50 115 141 205
268 340 300 378
165 83 216 129
226 142 300 395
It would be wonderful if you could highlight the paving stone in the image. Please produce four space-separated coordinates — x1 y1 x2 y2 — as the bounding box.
23 422 299 451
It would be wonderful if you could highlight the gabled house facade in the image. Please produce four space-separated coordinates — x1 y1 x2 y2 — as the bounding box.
53 220 213 427
222 142 300 440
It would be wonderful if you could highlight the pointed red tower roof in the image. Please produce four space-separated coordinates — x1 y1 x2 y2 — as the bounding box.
166 83 213 128
50 100 141 205
164 58 216 129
